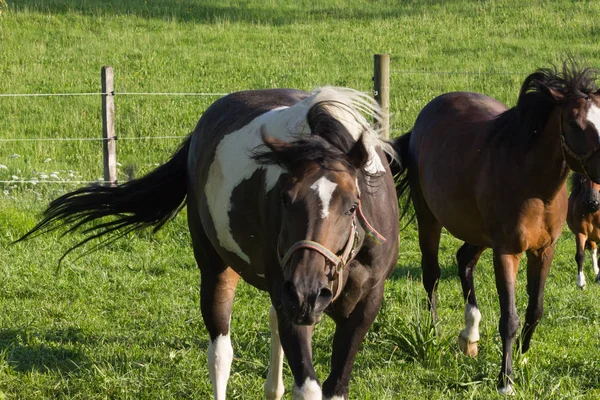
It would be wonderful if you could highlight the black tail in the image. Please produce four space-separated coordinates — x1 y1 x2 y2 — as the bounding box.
17 136 192 259
390 131 414 224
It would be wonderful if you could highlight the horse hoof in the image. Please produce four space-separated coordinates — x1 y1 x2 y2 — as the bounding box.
458 336 478 357
498 383 515 396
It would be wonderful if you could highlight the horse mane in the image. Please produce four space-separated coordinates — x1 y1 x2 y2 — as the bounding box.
570 172 585 196
251 128 368 174
253 86 394 176
493 61 599 148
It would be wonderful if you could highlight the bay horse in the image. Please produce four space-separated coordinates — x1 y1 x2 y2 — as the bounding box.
392 63 600 394
567 172 600 288
19 87 399 399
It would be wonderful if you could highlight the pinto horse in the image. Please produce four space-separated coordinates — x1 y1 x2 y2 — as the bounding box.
567 172 600 288
20 87 399 399
392 63 600 394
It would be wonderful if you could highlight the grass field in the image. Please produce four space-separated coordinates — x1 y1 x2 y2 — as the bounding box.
2 0 600 398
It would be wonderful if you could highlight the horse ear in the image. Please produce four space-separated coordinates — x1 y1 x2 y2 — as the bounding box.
347 135 369 170
540 84 565 103
260 125 287 152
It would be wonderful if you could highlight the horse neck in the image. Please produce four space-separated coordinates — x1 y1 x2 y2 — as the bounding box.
522 107 570 201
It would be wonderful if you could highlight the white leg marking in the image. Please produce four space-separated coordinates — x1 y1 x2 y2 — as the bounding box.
587 104 600 133
498 382 515 396
310 176 338 219
265 306 285 400
577 271 587 288
208 334 234 400
459 304 482 342
292 378 322 400
592 248 599 275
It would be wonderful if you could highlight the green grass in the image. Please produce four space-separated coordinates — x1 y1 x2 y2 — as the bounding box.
2 0 600 398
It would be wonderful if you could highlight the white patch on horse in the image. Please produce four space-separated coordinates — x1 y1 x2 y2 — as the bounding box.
205 107 290 263
459 304 482 343
310 176 338 219
592 247 599 275
588 104 600 134
292 378 322 400
205 87 389 263
208 334 233 400
577 270 587 288
265 306 285 400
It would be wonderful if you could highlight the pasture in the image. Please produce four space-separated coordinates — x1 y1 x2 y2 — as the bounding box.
1 0 600 398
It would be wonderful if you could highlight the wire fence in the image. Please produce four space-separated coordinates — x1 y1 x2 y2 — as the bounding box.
1 64 527 186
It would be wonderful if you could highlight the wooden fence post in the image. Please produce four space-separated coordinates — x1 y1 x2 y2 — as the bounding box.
373 54 390 139
101 66 117 185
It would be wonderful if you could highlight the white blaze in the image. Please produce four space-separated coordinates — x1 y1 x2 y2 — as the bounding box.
588 104 600 134
310 176 338 219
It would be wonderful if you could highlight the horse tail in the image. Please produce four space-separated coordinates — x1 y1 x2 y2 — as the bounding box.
390 130 414 223
16 136 192 259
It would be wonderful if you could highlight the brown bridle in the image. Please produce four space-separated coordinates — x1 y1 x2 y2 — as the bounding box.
560 107 600 178
278 200 386 302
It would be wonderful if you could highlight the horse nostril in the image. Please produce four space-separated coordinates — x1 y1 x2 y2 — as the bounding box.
318 286 333 302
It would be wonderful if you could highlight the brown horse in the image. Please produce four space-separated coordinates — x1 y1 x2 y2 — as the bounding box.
19 87 399 399
567 172 600 288
392 63 600 394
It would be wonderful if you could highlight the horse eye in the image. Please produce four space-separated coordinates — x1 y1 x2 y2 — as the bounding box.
346 204 358 215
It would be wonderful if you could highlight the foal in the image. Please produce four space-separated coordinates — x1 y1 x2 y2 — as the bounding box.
567 172 600 287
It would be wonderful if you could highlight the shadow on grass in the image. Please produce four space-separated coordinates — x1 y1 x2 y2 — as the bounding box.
0 328 88 373
13 0 462 25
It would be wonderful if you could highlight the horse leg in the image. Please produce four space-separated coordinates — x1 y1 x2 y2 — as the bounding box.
189 206 240 400
412 194 442 324
520 246 553 354
590 241 600 282
575 233 587 288
456 243 486 357
493 251 521 395
275 312 320 399
264 305 285 400
322 281 385 399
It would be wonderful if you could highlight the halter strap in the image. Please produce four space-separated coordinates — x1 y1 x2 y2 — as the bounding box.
278 201 385 302
559 110 600 178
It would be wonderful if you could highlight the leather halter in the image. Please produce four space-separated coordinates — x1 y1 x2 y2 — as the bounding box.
560 109 600 178
278 200 386 302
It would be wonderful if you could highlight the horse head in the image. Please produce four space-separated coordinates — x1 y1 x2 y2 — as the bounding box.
253 125 369 325
533 64 600 183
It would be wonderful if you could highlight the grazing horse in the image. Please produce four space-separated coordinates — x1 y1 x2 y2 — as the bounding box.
20 87 399 399
567 172 600 288
392 63 600 394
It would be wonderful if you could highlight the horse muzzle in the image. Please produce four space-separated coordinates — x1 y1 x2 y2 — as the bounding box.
281 280 333 325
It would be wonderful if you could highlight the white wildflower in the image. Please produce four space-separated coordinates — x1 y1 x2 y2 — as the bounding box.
0 164 7 170
44 158 52 163
11 175 18 180
8 154 19 159
39 174 49 179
